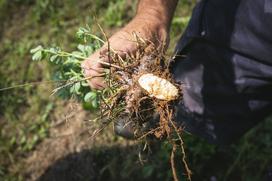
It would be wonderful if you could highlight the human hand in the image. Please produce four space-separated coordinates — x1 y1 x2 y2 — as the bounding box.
81 16 169 89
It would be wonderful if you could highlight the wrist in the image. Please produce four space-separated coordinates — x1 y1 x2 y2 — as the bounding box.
132 14 169 42
134 12 169 32
135 0 178 31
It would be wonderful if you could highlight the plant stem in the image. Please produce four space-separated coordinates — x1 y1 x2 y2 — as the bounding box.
44 49 123 70
51 74 105 95
85 33 105 44
0 80 67 91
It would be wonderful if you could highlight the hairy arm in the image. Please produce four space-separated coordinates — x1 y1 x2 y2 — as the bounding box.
136 0 178 31
82 0 179 89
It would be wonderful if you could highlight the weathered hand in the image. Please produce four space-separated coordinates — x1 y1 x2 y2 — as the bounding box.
81 16 169 89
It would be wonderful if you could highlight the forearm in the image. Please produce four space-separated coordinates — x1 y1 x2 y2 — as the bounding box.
83 1 178 89
135 0 178 31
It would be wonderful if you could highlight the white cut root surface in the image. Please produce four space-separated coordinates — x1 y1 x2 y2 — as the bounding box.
138 73 179 101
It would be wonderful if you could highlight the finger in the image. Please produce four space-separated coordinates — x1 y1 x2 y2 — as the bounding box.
81 64 105 90
84 70 106 90
87 76 106 90
82 64 106 87
100 35 138 59
82 65 105 73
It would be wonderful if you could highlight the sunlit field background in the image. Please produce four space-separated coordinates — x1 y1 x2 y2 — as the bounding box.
0 0 271 180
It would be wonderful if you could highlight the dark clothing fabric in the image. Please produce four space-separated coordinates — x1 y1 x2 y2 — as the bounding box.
176 0 272 65
173 0 272 144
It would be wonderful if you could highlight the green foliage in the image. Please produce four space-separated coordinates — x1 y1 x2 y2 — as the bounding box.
103 0 127 27
0 100 53 180
0 1 97 179
171 16 191 35
31 0 57 22
30 26 103 110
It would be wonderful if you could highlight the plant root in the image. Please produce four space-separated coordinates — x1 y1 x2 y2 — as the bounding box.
93 35 191 180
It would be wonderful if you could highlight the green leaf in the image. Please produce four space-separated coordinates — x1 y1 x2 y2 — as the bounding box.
76 27 90 40
84 92 97 102
91 99 98 108
9 137 16 146
72 82 81 95
77 44 85 53
50 54 58 62
52 56 62 64
81 81 89 87
64 72 73 77
64 56 79 65
70 69 79 76
82 101 92 110
30 45 43 54
49 47 60 54
71 51 83 58
85 45 94 56
32 50 43 61
20 135 26 144
55 57 63 64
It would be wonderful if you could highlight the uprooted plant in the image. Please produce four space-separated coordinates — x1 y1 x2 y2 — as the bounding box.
31 25 192 181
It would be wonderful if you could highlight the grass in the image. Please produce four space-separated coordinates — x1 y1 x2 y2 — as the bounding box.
0 0 271 181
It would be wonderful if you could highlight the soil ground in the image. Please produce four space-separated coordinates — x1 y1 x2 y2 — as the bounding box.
22 102 135 181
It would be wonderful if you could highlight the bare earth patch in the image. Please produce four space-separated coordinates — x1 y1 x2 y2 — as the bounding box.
23 102 135 181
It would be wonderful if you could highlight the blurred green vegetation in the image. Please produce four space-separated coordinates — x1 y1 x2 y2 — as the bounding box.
0 0 271 181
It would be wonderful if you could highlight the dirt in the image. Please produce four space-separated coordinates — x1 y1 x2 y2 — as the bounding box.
23 102 135 181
